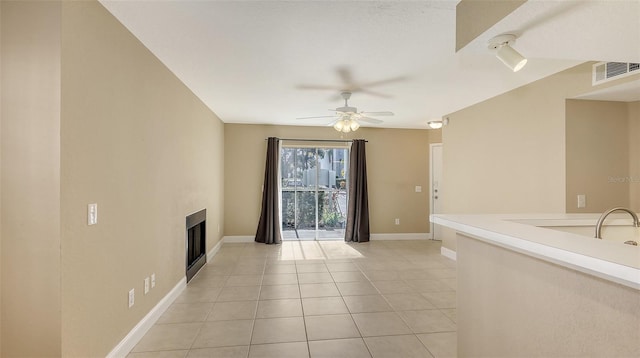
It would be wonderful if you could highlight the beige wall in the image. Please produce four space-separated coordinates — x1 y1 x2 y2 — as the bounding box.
1 1 62 356
441 63 640 251
455 0 526 51
440 68 568 250
457 234 640 356
566 100 629 212
0 3 3 353
629 101 640 212
1 1 224 356
224 124 440 236
60 2 224 356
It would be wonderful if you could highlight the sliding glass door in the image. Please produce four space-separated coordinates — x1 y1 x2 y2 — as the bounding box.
280 146 349 240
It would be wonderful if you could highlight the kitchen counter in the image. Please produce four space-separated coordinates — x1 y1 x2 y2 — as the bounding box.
431 213 640 290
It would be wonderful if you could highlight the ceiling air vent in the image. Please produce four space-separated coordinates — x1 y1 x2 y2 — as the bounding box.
593 62 640 85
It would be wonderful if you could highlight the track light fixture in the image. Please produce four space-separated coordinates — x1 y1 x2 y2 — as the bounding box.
488 34 527 72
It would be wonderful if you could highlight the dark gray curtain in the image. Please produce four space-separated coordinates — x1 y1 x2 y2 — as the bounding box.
345 139 370 242
255 137 282 244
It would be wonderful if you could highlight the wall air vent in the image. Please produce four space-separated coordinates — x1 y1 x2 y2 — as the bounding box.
593 62 640 85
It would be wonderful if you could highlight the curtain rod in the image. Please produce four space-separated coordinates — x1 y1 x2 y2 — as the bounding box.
266 138 367 143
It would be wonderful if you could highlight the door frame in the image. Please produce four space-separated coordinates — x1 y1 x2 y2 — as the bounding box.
279 144 350 241
429 143 443 240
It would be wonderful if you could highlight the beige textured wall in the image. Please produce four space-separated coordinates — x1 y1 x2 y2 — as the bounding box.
1 1 62 356
441 63 640 251
440 69 568 250
457 234 640 356
60 2 224 356
629 101 640 212
566 100 629 213
429 129 442 144
455 0 526 51
224 124 438 236
0 3 3 353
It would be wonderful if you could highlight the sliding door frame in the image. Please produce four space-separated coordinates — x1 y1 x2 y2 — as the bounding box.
279 141 351 241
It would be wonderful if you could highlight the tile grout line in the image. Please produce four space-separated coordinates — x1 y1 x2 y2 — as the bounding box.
295 261 312 358
246 248 268 355
140 241 456 357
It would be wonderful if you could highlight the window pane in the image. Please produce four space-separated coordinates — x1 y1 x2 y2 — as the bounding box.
280 145 348 240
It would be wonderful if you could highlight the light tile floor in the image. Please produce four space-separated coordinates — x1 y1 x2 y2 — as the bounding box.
129 240 457 358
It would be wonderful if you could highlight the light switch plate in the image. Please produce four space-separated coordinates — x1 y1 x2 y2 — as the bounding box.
128 289 135 308
88 203 98 225
577 194 586 208
415 186 422 193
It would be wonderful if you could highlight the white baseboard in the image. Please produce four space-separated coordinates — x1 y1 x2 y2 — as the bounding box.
223 234 435 242
106 277 187 358
441 246 457 261
207 238 224 262
370 233 431 241
223 235 255 243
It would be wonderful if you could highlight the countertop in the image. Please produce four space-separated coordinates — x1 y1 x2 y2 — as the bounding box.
431 213 640 290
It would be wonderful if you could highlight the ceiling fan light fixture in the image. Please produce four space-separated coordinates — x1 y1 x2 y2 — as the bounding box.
299 91 389 133
332 116 361 133
489 34 527 72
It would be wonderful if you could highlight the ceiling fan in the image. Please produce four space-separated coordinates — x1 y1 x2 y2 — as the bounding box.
297 91 394 133
297 67 406 100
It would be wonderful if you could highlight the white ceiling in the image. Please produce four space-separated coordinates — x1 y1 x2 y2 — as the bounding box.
100 0 640 129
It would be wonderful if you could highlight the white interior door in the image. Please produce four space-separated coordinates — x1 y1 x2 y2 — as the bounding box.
430 144 443 240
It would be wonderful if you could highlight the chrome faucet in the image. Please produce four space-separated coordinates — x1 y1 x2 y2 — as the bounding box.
595 207 640 239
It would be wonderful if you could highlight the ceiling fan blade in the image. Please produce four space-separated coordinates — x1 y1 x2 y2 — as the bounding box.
337 67 354 86
359 117 384 124
326 119 339 127
360 76 408 88
360 111 394 116
296 115 338 120
329 93 343 102
359 88 393 98
296 84 344 91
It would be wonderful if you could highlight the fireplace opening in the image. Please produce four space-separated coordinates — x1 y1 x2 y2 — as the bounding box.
186 209 206 282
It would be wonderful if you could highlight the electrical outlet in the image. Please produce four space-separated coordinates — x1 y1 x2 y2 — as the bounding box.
144 277 150 295
395 218 400 225
87 203 98 225
151 273 156 288
128 289 135 308
577 194 586 208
